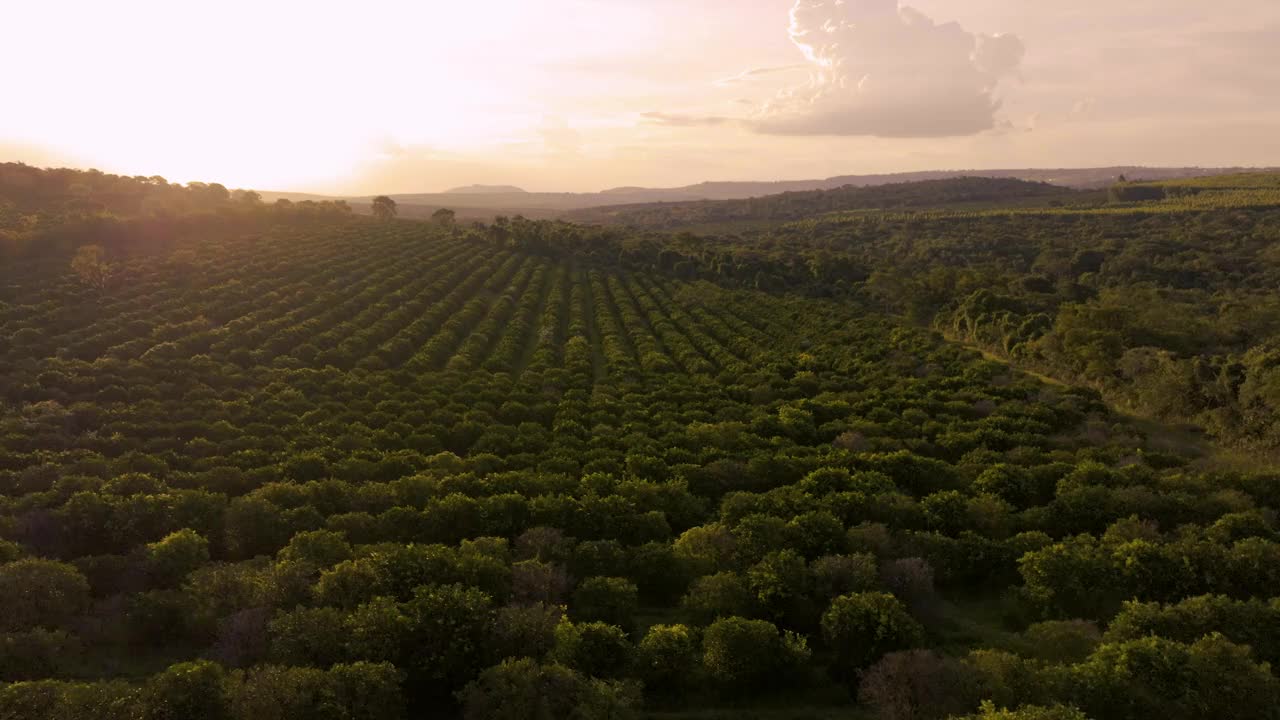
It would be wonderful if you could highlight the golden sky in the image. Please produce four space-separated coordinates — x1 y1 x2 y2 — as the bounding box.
5 0 1279 193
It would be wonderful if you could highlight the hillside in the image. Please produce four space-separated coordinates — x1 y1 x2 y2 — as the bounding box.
4 165 1280 720
571 172 1280 452
256 166 1271 221
445 184 528 194
566 176 1084 228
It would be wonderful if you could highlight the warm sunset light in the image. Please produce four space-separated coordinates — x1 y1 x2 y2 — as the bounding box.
4 3 1280 718
6 0 1278 193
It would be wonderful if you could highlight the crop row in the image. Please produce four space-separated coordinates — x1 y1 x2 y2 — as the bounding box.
3 232 798 383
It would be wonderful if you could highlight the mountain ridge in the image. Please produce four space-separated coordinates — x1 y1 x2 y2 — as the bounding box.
444 184 528 194
256 166 1276 220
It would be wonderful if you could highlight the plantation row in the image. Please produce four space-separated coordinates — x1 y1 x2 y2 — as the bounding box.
6 274 1280 718
12 165 1280 719
0 225 789 380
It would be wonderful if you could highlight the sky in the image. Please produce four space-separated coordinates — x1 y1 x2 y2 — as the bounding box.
4 0 1278 193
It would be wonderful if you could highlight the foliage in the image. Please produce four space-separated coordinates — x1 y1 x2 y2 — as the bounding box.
456 658 640 720
951 703 1090 720
4 165 1280 718
821 592 925 682
701 616 811 689
0 558 91 631
569 177 1077 228
371 196 398 222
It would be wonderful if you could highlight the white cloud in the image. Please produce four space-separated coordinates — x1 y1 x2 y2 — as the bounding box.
714 64 809 87
750 0 1024 137
641 112 735 128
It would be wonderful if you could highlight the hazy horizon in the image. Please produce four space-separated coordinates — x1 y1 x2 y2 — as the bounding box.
6 0 1278 194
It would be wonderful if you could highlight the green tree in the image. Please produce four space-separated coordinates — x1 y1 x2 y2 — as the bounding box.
268 606 351 666
0 559 91 631
549 619 632 679
672 524 736 578
821 592 924 683
277 529 353 568
1021 620 1101 664
811 553 879 600
1067 634 1280 720
746 550 812 624
141 660 228 720
432 208 457 229
1105 595 1280 666
1018 536 1120 619
0 629 80 681
0 678 141 720
681 571 755 623
371 196 397 221
701 616 810 688
570 577 639 630
145 529 210 587
71 244 110 290
327 662 407 720
636 624 700 695
225 662 404 720
223 496 293 560
488 603 562 662
456 658 640 720
399 584 495 697
955 703 1090 720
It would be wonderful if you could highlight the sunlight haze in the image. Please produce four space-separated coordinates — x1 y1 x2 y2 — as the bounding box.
5 0 1278 192
7 1 1280 715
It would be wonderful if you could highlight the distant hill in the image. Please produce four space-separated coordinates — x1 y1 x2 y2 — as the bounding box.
566 176 1084 228
257 166 1275 221
593 166 1274 202
444 184 527 194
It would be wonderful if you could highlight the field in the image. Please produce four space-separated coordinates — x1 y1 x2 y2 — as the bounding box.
3 166 1280 720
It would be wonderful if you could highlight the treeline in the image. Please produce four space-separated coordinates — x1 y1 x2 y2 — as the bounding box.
471 215 869 294
0 163 355 261
566 177 1080 229
481 178 1280 448
815 205 1280 448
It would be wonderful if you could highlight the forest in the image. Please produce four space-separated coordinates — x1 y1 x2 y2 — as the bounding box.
3 163 1280 719
565 177 1084 229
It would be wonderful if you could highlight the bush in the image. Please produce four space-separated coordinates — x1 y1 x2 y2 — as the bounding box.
549 619 632 679
1021 620 1100 663
225 662 405 720
140 660 229 720
811 553 879 600
821 592 924 683
701 616 810 689
681 572 755 623
457 658 640 720
570 577 639 630
268 606 351 666
145 529 210 587
0 629 81 681
1065 634 1280 720
0 558 91 631
488 603 562 662
858 650 980 720
957 703 1089 720
636 624 701 694
1105 594 1280 665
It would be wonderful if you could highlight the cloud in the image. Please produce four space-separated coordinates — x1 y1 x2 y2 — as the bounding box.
714 64 809 87
641 111 736 128
750 0 1024 137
